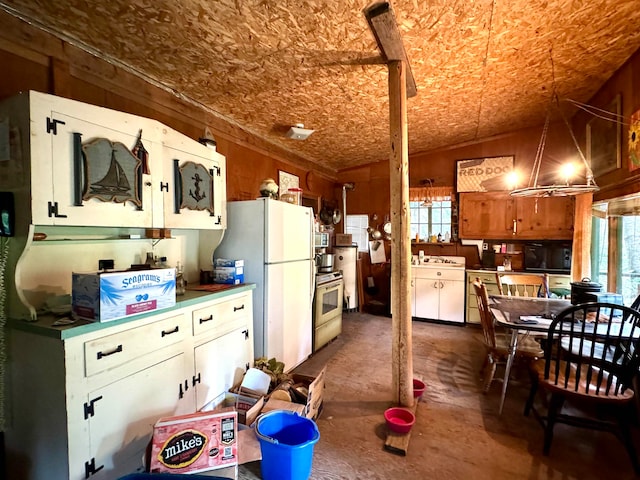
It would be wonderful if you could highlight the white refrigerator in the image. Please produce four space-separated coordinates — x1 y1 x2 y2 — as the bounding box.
215 198 315 371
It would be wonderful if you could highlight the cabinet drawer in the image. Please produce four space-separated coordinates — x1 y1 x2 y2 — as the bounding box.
468 272 498 285
413 267 465 281
548 275 570 289
192 293 251 338
84 314 186 377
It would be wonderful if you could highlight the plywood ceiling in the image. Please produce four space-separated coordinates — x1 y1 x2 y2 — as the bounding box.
2 0 640 175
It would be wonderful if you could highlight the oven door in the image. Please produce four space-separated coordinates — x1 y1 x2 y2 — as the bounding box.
314 278 344 325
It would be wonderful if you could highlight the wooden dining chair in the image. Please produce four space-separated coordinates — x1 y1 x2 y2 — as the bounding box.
473 279 543 393
496 273 549 298
524 302 640 474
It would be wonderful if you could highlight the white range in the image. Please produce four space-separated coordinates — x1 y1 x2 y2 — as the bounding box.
412 255 466 324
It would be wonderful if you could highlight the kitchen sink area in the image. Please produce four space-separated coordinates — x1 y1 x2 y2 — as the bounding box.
411 255 466 324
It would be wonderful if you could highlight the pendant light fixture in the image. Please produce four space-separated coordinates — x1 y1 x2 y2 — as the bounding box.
420 178 433 207
510 49 599 198
510 94 599 198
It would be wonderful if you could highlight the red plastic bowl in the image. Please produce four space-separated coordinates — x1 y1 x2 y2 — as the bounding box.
413 378 426 398
384 407 416 434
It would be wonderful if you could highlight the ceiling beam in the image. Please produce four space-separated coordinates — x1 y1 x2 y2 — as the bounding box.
364 2 417 98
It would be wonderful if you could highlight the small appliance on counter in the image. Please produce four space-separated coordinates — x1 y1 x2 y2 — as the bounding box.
315 251 335 273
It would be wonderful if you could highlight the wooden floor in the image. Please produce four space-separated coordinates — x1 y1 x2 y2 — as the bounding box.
239 312 640 480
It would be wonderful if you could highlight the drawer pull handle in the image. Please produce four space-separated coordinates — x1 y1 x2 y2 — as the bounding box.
161 326 179 337
234 304 245 312
97 344 123 360
199 315 213 324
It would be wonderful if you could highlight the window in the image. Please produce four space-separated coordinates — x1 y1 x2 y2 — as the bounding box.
410 200 452 242
594 195 640 305
345 214 369 252
591 214 608 289
409 185 454 242
620 216 640 304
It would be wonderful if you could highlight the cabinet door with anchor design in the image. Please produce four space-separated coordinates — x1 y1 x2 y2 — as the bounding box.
161 127 226 230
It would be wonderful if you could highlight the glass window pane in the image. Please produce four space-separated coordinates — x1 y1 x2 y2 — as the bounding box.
621 216 640 305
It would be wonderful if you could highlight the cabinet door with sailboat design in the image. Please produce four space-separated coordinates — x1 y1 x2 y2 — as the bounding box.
46 98 160 227
161 127 227 230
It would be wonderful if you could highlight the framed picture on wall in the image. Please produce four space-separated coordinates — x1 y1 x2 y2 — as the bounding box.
278 170 299 197
455 156 514 192
587 94 621 177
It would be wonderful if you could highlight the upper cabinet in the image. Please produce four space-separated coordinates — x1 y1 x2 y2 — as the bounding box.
458 192 512 239
459 192 574 240
0 91 226 230
510 195 574 239
161 128 226 230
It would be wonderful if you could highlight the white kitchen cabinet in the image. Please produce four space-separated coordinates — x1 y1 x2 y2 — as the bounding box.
1 91 160 228
5 286 255 480
161 127 226 230
412 266 465 323
0 91 226 230
191 290 253 410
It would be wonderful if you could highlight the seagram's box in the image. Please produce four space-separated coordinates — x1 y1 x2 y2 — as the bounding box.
72 268 176 322
150 409 238 475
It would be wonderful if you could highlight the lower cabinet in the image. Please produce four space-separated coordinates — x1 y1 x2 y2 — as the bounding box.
466 271 500 325
465 270 571 324
5 287 254 480
412 267 465 323
194 327 253 411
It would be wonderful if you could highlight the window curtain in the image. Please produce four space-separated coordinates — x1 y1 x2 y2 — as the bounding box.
409 186 454 202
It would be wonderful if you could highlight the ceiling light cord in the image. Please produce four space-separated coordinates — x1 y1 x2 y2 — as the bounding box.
564 98 629 125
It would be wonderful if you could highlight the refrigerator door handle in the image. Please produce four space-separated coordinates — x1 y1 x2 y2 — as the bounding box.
310 260 315 309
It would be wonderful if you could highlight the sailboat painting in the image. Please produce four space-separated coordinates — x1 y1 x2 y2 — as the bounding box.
82 138 142 207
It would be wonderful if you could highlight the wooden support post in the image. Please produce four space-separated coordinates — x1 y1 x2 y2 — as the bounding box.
571 193 593 281
388 60 413 407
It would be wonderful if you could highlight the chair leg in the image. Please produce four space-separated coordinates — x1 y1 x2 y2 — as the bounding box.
479 353 489 377
524 375 538 417
617 408 640 475
483 357 497 393
543 393 564 455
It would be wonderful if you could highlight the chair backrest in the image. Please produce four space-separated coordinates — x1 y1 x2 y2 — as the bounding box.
496 273 549 298
473 279 497 349
630 293 640 312
543 302 640 396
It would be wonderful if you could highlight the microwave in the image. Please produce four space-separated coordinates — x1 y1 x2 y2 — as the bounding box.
523 242 572 273
314 232 329 248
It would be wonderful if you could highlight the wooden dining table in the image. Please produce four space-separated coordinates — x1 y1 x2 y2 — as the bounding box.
488 295 572 414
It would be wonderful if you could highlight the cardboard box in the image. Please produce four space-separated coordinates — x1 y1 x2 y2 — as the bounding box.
335 233 353 246
271 365 327 420
150 410 238 475
214 258 244 268
213 392 264 426
261 398 305 416
72 268 176 322
214 266 244 285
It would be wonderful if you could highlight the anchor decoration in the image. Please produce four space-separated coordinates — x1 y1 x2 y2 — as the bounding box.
177 160 214 213
189 172 207 202
82 138 142 207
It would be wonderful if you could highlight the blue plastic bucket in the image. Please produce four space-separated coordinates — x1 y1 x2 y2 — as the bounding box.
255 410 320 480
